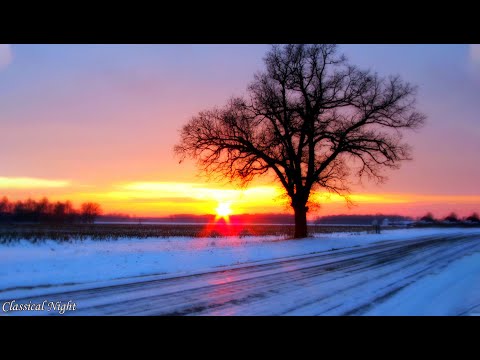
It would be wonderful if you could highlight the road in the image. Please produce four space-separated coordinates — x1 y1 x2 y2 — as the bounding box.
3 233 480 315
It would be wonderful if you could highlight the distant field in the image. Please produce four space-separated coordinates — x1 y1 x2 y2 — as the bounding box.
0 223 375 243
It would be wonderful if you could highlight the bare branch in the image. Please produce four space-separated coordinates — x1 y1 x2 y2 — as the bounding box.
174 44 426 237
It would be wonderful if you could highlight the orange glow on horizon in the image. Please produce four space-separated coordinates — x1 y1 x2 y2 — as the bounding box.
1 178 479 218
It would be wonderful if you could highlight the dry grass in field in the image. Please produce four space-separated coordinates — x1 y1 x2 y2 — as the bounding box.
0 223 372 244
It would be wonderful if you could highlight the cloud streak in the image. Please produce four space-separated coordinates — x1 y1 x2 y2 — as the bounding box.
0 44 13 70
0 177 70 189
119 182 282 203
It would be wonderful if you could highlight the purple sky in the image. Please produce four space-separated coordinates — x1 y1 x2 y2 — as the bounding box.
1 44 479 218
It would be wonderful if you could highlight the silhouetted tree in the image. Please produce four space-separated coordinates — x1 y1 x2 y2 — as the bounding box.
420 212 436 223
444 212 459 223
51 200 79 223
466 212 480 223
80 202 102 223
175 44 426 238
0 196 12 222
35 197 52 222
0 196 11 212
0 197 102 223
13 199 38 222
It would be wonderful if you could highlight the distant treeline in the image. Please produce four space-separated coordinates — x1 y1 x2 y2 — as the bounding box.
314 214 413 225
418 212 480 224
315 213 480 225
0 197 101 224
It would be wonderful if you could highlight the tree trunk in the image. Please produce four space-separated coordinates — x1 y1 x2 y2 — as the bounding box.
293 205 308 238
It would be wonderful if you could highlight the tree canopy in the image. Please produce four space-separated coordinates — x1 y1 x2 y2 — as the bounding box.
175 44 426 237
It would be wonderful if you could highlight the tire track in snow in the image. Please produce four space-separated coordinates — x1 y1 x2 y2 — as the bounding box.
3 233 479 315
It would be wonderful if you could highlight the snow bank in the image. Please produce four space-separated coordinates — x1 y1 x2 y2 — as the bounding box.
1 227 480 299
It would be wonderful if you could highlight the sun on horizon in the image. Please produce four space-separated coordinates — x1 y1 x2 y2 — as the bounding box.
215 201 232 220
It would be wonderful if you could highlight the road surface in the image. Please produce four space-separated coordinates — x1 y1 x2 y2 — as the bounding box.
3 233 480 315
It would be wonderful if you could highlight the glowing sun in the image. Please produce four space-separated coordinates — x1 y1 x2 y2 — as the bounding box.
215 201 232 218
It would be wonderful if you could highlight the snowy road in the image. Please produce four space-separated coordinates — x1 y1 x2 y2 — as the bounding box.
3 233 480 315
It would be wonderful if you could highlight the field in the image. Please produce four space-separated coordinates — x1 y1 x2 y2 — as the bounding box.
0 223 373 243
3 227 480 315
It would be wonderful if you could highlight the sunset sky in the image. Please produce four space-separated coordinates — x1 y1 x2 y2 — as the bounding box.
1 44 479 218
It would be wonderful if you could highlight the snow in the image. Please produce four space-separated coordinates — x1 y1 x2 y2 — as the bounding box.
2 227 480 302
365 250 480 316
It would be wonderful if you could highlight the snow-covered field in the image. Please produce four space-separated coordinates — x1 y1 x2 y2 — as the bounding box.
365 250 480 315
2 227 480 304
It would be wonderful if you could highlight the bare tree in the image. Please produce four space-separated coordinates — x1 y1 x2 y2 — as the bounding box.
52 200 76 223
420 212 436 223
81 202 102 224
0 196 12 222
0 196 11 213
444 212 459 223
466 212 480 223
175 44 425 238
